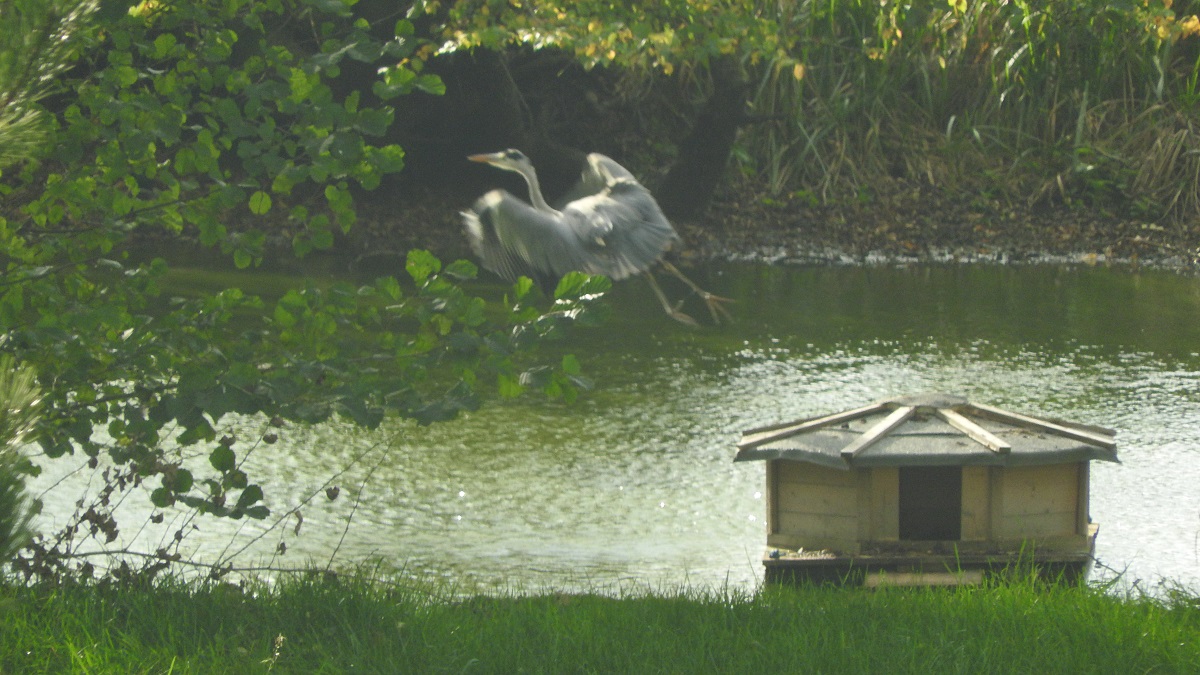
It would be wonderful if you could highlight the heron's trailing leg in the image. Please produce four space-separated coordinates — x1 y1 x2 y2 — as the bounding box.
644 271 699 327
659 260 735 324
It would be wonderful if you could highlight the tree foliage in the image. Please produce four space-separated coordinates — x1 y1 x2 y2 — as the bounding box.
424 0 794 76
0 356 40 563
0 0 96 169
424 0 1200 223
0 0 606 579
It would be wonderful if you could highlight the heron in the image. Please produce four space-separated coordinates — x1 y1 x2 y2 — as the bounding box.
460 149 733 326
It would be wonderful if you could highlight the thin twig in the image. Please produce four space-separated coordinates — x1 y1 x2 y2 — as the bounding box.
325 432 396 572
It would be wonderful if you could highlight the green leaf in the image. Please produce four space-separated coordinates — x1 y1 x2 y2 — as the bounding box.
405 249 441 283
376 276 402 301
555 272 612 299
415 74 446 95
562 354 582 376
153 33 177 59
498 373 523 398
288 67 317 102
273 304 297 328
373 144 406 174
227 470 248 490
553 272 590 299
248 191 272 215
310 227 335 250
513 276 534 300
177 417 216 445
167 468 194 493
150 487 174 508
355 108 393 136
115 65 138 87
237 484 264 509
209 446 236 472
444 259 478 280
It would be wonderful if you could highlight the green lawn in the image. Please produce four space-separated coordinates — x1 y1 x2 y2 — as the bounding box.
1 574 1196 673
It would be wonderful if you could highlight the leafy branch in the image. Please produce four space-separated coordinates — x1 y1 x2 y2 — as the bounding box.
1 0 610 582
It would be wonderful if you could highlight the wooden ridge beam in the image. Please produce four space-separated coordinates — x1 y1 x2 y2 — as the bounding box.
738 402 892 452
964 403 1116 450
937 408 1011 454
840 405 916 460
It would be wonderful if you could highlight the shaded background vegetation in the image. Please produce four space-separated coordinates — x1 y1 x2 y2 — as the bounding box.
374 0 1200 259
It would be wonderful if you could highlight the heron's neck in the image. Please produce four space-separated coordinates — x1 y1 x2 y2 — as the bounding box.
518 164 558 214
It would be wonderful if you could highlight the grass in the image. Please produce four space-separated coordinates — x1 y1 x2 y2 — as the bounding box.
0 573 1197 673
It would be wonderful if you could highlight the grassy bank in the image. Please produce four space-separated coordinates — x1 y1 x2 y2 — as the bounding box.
1 575 1196 673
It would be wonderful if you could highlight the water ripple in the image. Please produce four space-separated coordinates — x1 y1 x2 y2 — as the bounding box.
27 263 1200 594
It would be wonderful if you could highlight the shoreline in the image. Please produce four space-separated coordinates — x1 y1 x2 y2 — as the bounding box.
347 185 1200 274
127 180 1200 274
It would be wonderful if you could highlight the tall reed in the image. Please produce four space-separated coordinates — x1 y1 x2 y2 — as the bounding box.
738 0 1200 222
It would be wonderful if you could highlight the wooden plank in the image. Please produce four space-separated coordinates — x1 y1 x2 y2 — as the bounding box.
937 408 1011 453
989 468 1005 546
1076 462 1090 537
1001 464 1079 516
775 482 858 517
766 532 859 553
856 470 873 542
738 402 891 451
775 460 858 488
996 511 1078 539
865 570 984 588
869 468 899 541
987 532 1090 553
964 402 1116 450
841 405 915 460
765 460 779 536
776 510 859 541
739 401 891 436
960 466 991 541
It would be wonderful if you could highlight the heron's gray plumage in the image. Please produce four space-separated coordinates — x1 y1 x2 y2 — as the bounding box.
462 152 678 284
554 153 638 207
461 148 732 325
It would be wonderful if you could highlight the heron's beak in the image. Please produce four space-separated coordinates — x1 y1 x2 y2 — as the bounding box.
467 152 503 165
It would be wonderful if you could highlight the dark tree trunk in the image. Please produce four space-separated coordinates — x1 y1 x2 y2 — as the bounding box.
656 56 748 221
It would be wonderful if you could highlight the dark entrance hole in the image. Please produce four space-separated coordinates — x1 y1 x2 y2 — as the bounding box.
899 466 962 540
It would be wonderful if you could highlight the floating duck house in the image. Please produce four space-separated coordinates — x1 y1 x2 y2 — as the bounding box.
735 393 1118 586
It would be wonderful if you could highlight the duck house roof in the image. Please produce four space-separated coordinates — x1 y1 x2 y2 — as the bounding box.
735 393 1118 471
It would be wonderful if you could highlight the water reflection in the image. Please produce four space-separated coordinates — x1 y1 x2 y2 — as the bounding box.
29 263 1200 594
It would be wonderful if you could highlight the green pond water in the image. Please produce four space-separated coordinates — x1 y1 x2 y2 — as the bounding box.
31 261 1200 593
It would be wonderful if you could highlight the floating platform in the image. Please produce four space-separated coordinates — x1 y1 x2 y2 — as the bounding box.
762 524 1100 587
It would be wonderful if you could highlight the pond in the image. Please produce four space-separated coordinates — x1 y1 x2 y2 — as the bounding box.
30 261 1200 594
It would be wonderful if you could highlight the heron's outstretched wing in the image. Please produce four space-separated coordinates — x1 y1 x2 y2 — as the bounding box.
554 153 640 208
573 180 679 279
462 190 597 284
462 181 678 283
588 153 638 183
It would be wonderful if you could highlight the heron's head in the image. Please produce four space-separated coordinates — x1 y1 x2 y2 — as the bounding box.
467 149 532 175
